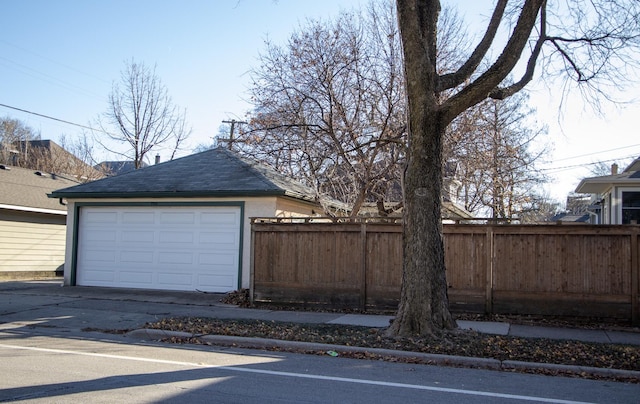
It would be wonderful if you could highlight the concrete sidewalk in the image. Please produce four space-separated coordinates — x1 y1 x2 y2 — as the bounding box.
1 279 639 346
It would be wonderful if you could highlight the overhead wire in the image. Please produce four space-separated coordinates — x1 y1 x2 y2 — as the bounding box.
551 143 640 163
541 153 639 173
0 56 105 101
0 103 116 136
0 39 110 85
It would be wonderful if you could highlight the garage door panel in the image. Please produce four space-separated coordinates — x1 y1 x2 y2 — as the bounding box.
122 211 155 224
158 251 194 265
82 249 117 263
159 231 194 243
199 274 234 289
120 250 154 263
84 211 118 224
158 272 194 287
120 271 153 284
199 231 238 245
122 231 154 243
160 211 195 224
85 231 117 242
82 269 116 283
199 252 235 266
201 211 238 225
77 206 241 292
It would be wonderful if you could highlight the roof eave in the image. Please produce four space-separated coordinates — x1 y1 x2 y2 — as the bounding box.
0 203 67 215
48 189 289 200
575 179 640 194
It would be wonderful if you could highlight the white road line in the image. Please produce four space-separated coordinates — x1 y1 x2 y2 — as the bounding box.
0 343 594 404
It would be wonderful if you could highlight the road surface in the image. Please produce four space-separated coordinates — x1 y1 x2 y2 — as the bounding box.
0 332 638 403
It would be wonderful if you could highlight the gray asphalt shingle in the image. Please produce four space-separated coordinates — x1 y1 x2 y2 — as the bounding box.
50 148 317 202
0 165 78 212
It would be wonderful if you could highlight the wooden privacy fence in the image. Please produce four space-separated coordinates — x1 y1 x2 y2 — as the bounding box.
250 219 640 324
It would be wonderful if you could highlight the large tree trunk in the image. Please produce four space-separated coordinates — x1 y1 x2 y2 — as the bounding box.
387 0 456 337
387 0 632 335
387 111 456 337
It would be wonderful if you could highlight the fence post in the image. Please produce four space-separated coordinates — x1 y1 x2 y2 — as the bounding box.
485 226 494 314
632 227 639 326
360 223 368 311
249 222 255 304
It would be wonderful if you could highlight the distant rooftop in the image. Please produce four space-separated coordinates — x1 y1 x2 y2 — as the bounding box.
0 164 79 214
95 160 148 176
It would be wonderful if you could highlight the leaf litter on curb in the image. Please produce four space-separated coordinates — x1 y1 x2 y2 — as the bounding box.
144 317 640 383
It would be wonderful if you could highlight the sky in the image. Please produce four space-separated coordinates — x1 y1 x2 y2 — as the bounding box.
2 0 639 206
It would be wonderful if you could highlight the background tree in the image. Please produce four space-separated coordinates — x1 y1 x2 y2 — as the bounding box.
391 0 640 337
242 1 550 219
0 117 41 165
96 60 191 169
0 117 101 181
238 1 406 215
449 91 549 220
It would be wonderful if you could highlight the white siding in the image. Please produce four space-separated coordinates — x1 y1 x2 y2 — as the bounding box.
0 211 66 273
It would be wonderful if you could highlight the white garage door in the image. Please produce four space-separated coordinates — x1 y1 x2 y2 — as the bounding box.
76 206 241 292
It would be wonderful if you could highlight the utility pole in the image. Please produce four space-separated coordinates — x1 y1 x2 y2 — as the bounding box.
220 119 247 150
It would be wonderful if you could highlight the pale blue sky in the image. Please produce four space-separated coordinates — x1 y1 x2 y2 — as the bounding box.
1 0 363 150
1 0 639 203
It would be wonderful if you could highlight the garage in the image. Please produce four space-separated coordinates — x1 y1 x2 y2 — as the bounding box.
50 148 323 292
76 205 242 292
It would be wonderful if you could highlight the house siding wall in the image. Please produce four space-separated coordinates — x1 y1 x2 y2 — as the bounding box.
601 186 638 224
64 196 316 289
0 210 66 277
275 198 319 217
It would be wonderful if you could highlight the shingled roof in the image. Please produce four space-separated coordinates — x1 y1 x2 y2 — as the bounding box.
49 147 319 202
0 164 79 214
575 156 640 194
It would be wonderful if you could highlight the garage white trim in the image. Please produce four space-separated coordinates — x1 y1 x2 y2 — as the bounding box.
75 205 242 292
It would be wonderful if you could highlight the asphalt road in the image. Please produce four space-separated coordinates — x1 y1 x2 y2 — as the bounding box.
0 281 639 403
0 331 638 404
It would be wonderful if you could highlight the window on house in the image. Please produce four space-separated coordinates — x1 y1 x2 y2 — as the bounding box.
622 192 640 224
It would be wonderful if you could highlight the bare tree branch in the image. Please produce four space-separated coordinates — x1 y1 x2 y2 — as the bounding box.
437 0 508 91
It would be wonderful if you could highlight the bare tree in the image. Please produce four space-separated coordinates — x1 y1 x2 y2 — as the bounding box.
0 117 40 165
240 1 479 216
0 117 102 181
451 91 549 219
96 60 191 169
239 1 406 215
390 0 640 336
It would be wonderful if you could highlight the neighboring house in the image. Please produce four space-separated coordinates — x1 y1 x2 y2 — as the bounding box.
360 159 474 221
11 140 103 182
549 212 590 223
95 160 148 176
575 160 640 224
359 199 474 222
0 164 79 278
50 147 325 293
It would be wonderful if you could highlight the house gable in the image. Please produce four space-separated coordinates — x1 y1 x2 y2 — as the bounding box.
575 159 640 224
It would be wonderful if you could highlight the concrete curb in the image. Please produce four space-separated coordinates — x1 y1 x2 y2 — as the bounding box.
126 329 640 380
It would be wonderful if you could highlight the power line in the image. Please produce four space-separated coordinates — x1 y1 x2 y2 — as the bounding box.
0 102 115 136
0 56 104 100
0 39 110 85
541 153 639 173
552 143 640 163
